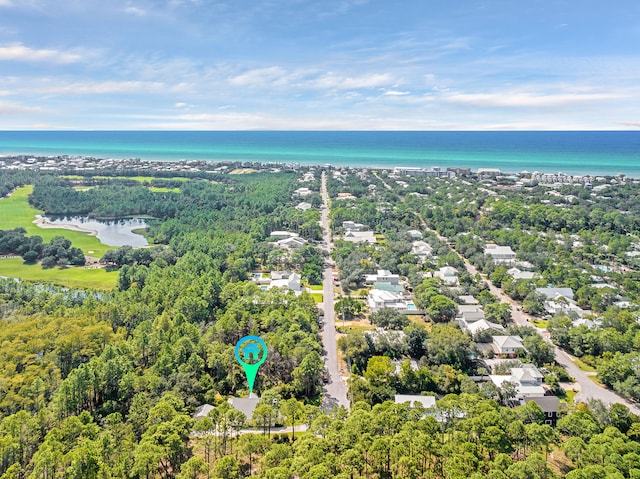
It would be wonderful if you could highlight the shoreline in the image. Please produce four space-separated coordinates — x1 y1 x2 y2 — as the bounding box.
33 215 99 237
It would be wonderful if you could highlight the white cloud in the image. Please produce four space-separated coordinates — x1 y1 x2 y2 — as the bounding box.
307 72 394 90
124 6 147 16
616 121 640 128
174 102 188 108
41 80 169 95
383 90 410 96
443 90 623 108
0 43 82 63
0 0 12 6
228 67 289 87
0 100 40 114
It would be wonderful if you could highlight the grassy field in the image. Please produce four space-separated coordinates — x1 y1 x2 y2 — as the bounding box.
310 293 324 303
148 186 181 193
64 175 191 183
572 356 597 373
0 258 117 289
0 186 112 257
531 319 549 328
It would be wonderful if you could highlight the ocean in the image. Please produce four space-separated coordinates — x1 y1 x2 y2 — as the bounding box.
0 131 639 177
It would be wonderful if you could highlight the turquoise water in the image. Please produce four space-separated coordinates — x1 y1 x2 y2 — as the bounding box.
0 131 639 176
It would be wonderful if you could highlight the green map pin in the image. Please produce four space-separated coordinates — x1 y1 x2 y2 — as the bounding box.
235 335 268 395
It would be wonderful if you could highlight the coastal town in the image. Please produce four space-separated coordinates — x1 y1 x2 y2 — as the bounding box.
2 157 640 477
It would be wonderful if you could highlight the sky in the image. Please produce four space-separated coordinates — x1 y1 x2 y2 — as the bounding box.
0 0 639 130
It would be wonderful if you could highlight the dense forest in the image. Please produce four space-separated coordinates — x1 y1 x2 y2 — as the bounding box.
2 166 640 478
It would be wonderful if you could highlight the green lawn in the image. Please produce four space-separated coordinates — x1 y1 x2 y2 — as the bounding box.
0 185 112 257
310 293 324 303
0 258 117 290
308 284 324 291
531 319 549 328
147 186 181 193
572 356 597 373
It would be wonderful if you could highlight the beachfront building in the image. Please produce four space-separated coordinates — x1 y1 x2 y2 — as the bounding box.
484 244 517 264
393 166 455 178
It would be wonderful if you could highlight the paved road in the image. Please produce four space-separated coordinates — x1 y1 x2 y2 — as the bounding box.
415 212 640 414
319 172 350 411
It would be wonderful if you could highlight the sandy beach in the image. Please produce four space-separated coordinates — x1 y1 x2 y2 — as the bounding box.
33 215 99 236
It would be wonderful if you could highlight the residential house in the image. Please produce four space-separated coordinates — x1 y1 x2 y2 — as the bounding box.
228 397 260 420
193 404 215 419
269 272 302 295
484 244 517 264
411 241 433 263
406 229 422 239
395 395 436 409
365 270 400 285
522 397 560 426
270 231 299 239
295 201 312 211
457 304 485 322
367 289 407 312
293 187 313 197
343 230 377 244
492 335 525 356
535 287 575 301
343 221 366 231
458 318 505 335
434 266 459 286
459 295 479 305
535 287 581 316
275 236 307 251
489 364 546 399
507 268 539 280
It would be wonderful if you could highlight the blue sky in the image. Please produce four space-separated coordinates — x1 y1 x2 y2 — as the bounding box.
1 0 639 130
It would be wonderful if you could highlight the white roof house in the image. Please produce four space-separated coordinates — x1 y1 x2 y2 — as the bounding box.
457 304 485 322
406 230 423 239
343 221 366 231
535 287 574 301
492 335 525 355
295 202 312 211
484 244 517 263
294 187 313 197
507 268 539 280
434 266 459 286
275 236 307 250
489 364 546 399
365 270 400 285
458 318 505 335
343 230 377 244
270 231 299 238
269 272 302 295
395 395 436 409
411 241 433 262
368 289 407 313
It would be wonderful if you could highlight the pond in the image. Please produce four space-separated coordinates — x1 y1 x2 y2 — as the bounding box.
41 216 149 247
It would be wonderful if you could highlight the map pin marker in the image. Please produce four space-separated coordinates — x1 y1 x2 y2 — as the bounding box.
235 335 268 396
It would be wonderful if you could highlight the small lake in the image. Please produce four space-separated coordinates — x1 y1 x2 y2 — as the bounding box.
42 216 149 247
